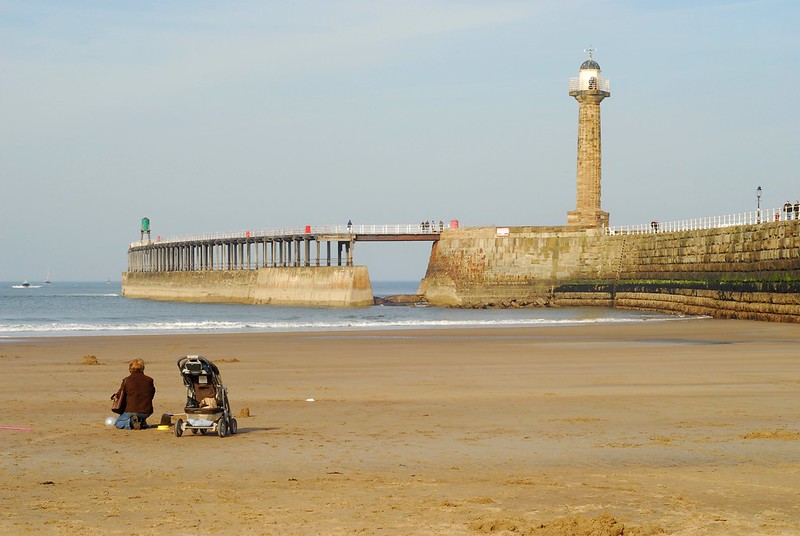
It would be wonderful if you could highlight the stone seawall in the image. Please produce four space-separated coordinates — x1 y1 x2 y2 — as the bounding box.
122 266 374 307
252 266 373 306
419 221 800 322
418 226 602 306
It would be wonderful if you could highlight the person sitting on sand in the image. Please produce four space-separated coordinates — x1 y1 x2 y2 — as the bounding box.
114 358 156 430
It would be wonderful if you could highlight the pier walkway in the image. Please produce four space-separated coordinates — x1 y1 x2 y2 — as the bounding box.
127 223 442 273
129 206 790 274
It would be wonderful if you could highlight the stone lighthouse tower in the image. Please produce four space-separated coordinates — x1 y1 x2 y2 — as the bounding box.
567 50 610 228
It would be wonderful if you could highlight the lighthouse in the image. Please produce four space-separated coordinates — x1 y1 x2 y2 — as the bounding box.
567 50 610 228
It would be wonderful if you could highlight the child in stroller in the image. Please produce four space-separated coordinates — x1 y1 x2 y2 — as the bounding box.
174 355 238 438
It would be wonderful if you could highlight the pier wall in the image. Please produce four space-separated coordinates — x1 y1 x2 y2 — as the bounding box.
419 222 800 322
122 266 373 307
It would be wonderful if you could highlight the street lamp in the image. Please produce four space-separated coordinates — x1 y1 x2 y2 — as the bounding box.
757 186 762 223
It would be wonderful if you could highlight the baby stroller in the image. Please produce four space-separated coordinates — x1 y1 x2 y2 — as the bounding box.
174 355 237 438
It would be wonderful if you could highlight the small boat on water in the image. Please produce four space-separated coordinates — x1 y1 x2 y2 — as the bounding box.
12 280 41 289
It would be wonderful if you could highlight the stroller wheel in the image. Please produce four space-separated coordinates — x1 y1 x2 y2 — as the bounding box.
230 418 238 435
218 419 228 438
174 419 184 438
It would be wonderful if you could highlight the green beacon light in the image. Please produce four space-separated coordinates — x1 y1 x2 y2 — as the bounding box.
140 217 151 242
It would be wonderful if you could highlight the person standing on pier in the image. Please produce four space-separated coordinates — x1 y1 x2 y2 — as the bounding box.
347 219 352 233
784 201 792 220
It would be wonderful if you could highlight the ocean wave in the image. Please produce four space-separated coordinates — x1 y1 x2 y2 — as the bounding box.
0 315 698 337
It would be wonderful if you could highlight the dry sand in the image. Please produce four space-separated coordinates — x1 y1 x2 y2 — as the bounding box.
1 319 799 535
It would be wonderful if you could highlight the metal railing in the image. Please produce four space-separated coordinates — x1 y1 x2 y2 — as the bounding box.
130 223 442 249
606 207 788 235
569 77 610 93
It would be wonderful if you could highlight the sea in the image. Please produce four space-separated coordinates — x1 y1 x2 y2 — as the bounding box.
0 280 693 339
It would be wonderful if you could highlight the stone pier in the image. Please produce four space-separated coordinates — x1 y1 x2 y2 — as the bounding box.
419 222 800 322
122 266 374 307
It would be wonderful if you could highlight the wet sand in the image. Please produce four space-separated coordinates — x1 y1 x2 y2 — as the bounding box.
1 319 799 535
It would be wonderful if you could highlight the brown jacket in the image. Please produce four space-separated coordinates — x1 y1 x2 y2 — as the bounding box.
120 371 156 414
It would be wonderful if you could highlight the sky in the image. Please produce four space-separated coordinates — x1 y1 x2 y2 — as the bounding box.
1 0 798 282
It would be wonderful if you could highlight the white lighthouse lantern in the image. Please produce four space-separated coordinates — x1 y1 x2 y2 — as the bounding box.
570 49 610 94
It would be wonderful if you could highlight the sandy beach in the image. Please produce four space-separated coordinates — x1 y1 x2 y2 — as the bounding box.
1 319 799 535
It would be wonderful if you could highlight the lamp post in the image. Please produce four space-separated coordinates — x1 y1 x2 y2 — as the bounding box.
757 186 762 224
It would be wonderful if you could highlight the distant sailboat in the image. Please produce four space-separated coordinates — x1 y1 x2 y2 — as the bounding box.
45 270 52 285
106 277 111 285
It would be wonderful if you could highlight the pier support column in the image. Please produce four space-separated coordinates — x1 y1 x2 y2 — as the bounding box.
336 240 353 267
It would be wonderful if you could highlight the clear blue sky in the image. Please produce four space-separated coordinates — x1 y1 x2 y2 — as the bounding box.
1 1 797 282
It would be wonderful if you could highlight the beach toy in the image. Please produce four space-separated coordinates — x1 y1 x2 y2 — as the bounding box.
157 425 170 431
104 416 115 426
